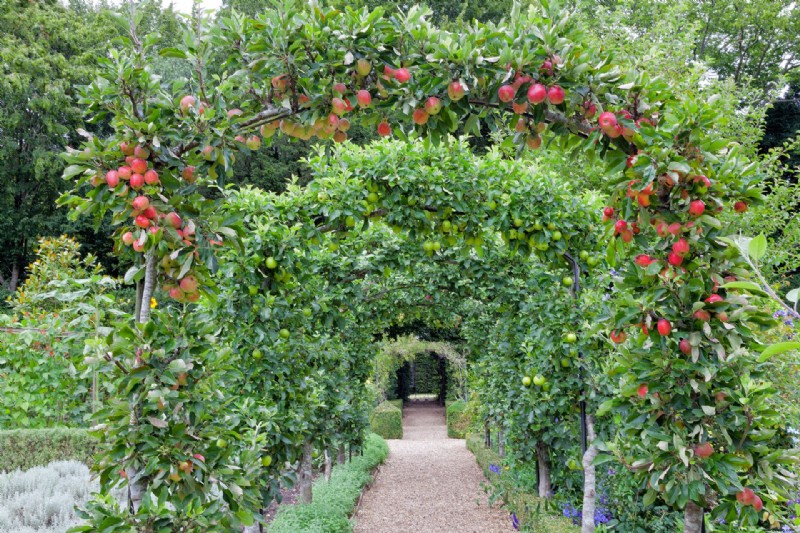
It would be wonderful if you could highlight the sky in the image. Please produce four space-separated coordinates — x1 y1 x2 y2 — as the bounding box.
166 0 222 14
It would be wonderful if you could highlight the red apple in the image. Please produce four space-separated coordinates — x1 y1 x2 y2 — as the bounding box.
135 215 150 229
122 232 134 246
333 82 347 95
179 95 196 114
106 170 119 188
413 108 429 125
512 101 528 114
331 98 347 116
672 238 690 257
448 81 465 101
165 212 182 229
424 97 442 115
180 276 198 293
527 83 547 104
356 90 372 108
705 294 724 304
679 338 691 355
547 85 565 104
734 201 748 213
635 254 654 267
131 158 147 175
695 442 713 458
657 319 672 336
498 84 516 103
356 59 371 76
377 121 391 137
333 131 347 143
130 174 144 190
637 384 648 398
133 146 150 159
526 135 542 150
689 199 706 217
182 166 196 183
142 207 157 220
144 170 159 185
752 495 763 512
394 68 410 83
610 330 627 344
693 310 711 322
603 207 614 218
132 196 150 212
598 111 618 130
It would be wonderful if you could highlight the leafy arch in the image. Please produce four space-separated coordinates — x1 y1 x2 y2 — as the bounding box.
58 1 795 532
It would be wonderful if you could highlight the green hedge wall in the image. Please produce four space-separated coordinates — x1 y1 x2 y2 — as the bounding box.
387 399 403 412
269 433 389 533
445 400 470 438
369 401 402 440
0 428 96 472
412 354 440 394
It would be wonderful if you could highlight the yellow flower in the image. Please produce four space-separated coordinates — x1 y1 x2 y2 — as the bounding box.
150 297 158 309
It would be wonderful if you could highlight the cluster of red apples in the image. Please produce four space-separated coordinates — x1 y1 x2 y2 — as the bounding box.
98 142 203 302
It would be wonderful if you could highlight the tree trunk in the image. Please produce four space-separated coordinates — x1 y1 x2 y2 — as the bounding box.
581 414 599 533
9 260 20 293
138 253 157 323
537 440 552 498
127 252 157 514
684 502 703 533
297 440 314 504
498 429 505 457
337 444 346 465
324 447 332 482
484 420 491 448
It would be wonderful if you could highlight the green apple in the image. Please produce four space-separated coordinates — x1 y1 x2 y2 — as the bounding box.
561 358 571 368
248 285 259 296
216 438 228 449
261 455 273 467
562 276 573 287
552 230 562 241
345 216 356 228
547 222 557 231
252 349 262 359
366 192 379 204
579 250 589 260
522 376 532 387
587 256 598 267
513 217 524 227
533 374 546 387
279 328 290 339
265 257 278 270
302 308 312 317
565 332 577 344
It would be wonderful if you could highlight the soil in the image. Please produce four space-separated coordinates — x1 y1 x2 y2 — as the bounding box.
353 401 513 533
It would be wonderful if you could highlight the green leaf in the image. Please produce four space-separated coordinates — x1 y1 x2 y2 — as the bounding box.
748 234 767 261
786 289 799 304
592 453 616 466
642 489 657 507
720 281 768 297
759 342 800 362
160 47 187 59
596 399 614 416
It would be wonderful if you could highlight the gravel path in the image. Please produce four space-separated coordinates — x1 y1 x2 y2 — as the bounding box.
354 402 513 533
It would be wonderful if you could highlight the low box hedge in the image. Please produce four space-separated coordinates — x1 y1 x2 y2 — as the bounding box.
0 428 96 472
269 433 389 533
369 401 402 440
387 399 403 412
446 400 470 438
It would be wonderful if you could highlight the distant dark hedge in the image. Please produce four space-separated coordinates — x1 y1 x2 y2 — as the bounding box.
0 428 96 472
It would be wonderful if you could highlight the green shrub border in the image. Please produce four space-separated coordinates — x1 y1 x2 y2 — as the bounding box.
0 428 96 472
268 433 389 533
445 400 470 438
369 401 403 440
386 399 403 412
466 433 579 533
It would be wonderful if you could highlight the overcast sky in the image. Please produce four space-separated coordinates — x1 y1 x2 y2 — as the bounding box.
165 0 222 14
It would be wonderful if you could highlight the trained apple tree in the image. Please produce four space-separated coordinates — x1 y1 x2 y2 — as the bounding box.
59 1 798 531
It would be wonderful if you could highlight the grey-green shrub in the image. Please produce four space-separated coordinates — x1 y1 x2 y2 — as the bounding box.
269 433 389 533
369 402 402 440
0 429 96 472
0 460 94 533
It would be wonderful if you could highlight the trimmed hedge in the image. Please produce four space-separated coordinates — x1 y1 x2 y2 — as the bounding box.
466 434 579 533
445 400 470 438
387 399 403 412
369 401 402 440
269 433 389 533
0 428 96 472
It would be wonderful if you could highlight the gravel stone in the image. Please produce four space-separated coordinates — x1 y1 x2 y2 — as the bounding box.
354 402 513 533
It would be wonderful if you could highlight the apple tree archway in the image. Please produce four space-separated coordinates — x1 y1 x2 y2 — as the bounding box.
58 2 797 532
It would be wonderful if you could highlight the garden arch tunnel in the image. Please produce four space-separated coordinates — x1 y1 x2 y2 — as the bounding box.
59 2 786 531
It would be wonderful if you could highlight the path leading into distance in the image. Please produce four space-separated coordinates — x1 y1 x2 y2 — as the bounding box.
353 402 513 533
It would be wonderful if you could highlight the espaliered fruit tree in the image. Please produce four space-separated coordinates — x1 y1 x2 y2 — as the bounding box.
59 2 798 532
